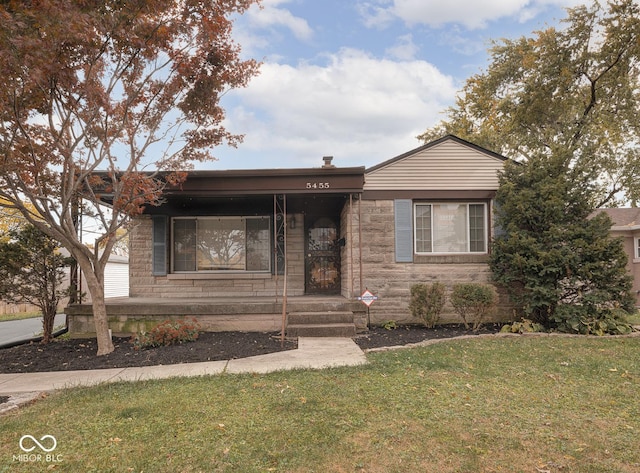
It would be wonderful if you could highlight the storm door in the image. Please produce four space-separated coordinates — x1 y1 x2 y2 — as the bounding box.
305 217 341 294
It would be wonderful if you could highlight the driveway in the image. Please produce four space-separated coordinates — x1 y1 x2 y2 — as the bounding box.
0 314 67 347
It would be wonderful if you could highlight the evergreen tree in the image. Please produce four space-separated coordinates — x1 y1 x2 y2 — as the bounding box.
0 225 72 343
490 155 635 334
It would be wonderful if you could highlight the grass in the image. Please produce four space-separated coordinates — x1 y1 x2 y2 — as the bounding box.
625 311 640 326
0 312 41 322
1 335 639 472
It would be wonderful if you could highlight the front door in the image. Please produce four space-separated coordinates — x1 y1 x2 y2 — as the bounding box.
305 217 341 294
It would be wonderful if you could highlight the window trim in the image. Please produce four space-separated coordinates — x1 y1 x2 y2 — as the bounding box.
413 202 488 255
170 216 272 273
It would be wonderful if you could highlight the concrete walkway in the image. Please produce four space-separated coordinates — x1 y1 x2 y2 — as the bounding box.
0 337 367 396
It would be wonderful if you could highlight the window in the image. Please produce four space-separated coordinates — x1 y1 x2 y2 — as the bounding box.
414 203 487 254
635 237 640 260
172 217 271 272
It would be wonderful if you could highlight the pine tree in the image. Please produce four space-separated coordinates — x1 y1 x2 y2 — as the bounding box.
490 156 635 334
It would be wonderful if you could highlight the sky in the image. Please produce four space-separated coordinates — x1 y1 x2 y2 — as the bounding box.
206 0 590 171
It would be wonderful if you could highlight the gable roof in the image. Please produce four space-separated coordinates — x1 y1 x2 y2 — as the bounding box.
594 208 640 231
366 135 507 173
364 135 508 192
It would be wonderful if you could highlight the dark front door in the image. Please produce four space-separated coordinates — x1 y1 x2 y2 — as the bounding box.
305 217 341 294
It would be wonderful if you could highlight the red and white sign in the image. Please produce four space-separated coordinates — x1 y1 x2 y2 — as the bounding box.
358 289 378 307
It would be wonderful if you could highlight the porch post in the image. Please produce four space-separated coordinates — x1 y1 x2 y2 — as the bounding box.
349 193 354 298
280 194 288 345
273 195 278 303
358 193 363 293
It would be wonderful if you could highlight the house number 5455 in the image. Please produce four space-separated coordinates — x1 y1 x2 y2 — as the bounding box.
306 182 330 189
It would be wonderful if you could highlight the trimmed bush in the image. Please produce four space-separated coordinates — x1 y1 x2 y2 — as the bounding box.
450 283 497 331
409 282 446 328
132 317 201 349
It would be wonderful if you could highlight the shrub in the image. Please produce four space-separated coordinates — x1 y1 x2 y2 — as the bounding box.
551 306 635 336
450 283 497 331
500 318 546 334
382 320 397 330
132 318 201 349
409 282 446 328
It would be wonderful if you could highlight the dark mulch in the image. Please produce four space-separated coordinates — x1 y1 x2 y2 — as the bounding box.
0 324 503 374
0 332 297 374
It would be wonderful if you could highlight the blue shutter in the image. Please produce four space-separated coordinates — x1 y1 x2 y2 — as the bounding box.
152 216 168 276
394 199 413 263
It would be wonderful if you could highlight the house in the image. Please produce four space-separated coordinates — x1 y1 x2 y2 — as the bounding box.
1 251 128 316
592 208 640 307
66 135 513 336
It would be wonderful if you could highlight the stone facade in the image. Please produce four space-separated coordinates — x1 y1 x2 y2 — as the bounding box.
129 214 306 299
345 199 514 326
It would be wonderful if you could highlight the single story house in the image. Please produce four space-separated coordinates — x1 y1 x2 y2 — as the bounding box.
592 208 640 307
66 135 514 336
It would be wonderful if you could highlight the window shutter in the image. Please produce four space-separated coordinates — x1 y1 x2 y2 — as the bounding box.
394 199 413 263
152 216 168 276
491 200 506 239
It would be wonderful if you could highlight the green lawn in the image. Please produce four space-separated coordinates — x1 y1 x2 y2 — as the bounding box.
1 335 639 472
0 312 40 322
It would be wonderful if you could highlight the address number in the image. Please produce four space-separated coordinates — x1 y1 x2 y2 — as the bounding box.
306 182 330 189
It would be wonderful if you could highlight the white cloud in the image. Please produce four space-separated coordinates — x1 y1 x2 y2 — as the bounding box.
220 49 458 168
246 0 313 41
385 34 419 60
359 0 590 30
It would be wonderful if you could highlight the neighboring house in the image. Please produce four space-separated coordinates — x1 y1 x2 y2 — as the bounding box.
66 135 512 336
592 208 640 307
76 254 130 301
0 251 128 315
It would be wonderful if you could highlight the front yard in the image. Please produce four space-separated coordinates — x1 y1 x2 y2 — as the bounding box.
1 335 639 472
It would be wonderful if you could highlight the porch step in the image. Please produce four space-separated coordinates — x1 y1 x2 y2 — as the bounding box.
287 311 356 337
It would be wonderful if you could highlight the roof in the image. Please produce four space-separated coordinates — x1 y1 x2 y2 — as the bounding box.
593 208 640 231
165 166 365 196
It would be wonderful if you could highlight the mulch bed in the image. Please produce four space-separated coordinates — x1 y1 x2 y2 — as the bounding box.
0 324 503 374
0 332 297 374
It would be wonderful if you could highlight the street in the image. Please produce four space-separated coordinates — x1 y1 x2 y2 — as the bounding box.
0 314 67 347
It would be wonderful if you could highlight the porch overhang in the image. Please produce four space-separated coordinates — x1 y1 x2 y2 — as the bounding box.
162 166 365 197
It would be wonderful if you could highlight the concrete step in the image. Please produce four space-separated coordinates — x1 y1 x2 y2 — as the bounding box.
287 323 356 338
288 311 354 325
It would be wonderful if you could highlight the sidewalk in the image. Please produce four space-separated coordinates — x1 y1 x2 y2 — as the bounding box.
0 337 367 397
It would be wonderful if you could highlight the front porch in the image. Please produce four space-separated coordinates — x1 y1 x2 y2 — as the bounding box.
66 295 367 338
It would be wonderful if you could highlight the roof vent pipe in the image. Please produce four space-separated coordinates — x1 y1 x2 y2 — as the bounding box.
322 156 335 168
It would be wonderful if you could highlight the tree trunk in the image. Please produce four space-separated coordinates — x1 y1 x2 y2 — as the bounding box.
41 302 57 344
77 256 114 356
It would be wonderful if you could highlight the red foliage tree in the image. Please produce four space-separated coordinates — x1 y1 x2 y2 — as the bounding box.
0 0 260 355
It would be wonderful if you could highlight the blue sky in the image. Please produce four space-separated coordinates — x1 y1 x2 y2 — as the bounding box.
208 0 590 170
